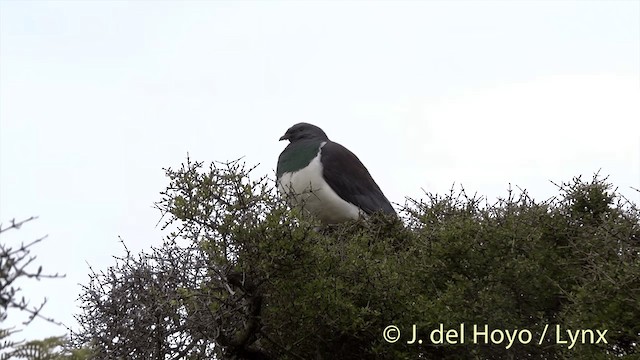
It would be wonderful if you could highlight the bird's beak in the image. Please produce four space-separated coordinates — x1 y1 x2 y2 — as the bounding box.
279 134 288 141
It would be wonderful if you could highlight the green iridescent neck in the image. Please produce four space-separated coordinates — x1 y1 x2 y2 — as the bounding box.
277 141 324 178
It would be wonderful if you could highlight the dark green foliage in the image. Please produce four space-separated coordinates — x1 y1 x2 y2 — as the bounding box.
75 159 640 359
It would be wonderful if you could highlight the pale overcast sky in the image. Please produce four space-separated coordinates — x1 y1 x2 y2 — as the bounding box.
1 0 638 342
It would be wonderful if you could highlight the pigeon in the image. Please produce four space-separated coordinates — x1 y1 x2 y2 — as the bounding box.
277 122 396 224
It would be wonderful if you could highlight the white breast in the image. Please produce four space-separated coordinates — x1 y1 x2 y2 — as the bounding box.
278 144 362 224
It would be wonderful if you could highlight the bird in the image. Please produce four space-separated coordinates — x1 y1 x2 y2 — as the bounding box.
276 122 396 224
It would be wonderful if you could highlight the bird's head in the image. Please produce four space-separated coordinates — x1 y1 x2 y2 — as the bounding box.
279 123 329 143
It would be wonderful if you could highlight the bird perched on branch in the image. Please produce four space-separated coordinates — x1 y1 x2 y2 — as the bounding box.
276 122 396 224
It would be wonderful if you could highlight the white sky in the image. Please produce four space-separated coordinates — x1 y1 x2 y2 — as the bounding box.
0 0 638 342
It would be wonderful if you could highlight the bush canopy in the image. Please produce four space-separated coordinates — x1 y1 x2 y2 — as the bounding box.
73 158 639 359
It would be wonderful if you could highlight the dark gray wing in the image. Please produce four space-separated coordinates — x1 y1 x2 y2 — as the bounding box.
320 141 396 216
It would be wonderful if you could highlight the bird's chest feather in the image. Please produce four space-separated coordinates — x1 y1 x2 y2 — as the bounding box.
278 149 361 224
278 152 325 197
